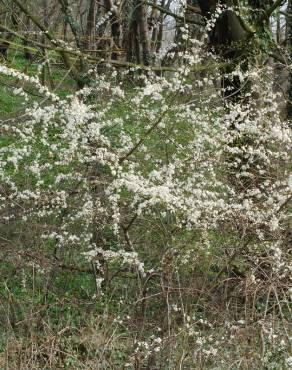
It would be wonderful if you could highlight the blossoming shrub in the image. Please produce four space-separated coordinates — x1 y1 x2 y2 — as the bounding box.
0 38 291 368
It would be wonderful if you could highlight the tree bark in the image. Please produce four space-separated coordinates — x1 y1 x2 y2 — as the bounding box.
197 0 247 100
84 0 96 50
58 0 85 51
104 0 121 60
124 0 140 64
287 0 292 119
137 0 151 65
23 16 33 61
0 9 18 59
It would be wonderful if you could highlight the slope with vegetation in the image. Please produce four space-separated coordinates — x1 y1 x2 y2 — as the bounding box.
0 1 291 369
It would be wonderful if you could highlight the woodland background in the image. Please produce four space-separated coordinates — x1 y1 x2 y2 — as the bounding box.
0 1 291 369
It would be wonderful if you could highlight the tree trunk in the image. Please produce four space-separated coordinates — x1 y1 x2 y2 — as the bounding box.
84 0 96 50
197 0 247 100
104 0 121 60
41 0 49 86
137 0 151 65
124 0 140 64
23 17 33 61
155 0 166 54
0 10 18 60
150 0 159 52
58 0 85 51
287 0 292 119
